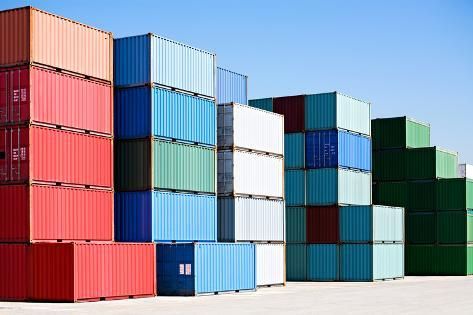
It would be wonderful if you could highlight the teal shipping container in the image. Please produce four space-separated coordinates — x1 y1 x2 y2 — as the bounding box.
307 244 339 281
286 244 307 281
285 133 305 169
340 244 404 281
248 98 273 112
306 168 371 206
286 207 306 243
285 170 306 206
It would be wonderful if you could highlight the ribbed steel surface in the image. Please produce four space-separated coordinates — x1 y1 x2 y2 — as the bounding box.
217 67 247 105
406 212 437 244
156 243 256 295
307 206 339 243
285 133 305 169
115 191 217 242
217 196 284 242
286 244 307 281
438 210 473 244
114 139 151 191
406 147 458 180
273 95 305 133
286 207 306 243
115 86 216 145
255 243 285 286
436 178 473 211
372 117 430 150
217 103 284 155
114 34 215 97
0 244 28 301
248 98 273 112
307 244 339 281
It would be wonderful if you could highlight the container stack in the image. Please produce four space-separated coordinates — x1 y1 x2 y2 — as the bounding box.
217 68 285 287
113 34 256 296
0 6 156 302
372 117 472 275
250 92 404 281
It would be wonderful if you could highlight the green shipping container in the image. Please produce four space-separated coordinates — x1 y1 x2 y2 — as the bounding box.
436 178 473 211
405 147 458 180
438 210 473 244
286 244 307 281
406 245 437 275
407 181 436 211
373 150 405 181
286 207 307 243
371 117 430 150
406 212 437 244
373 181 407 208
115 138 215 193
406 245 473 275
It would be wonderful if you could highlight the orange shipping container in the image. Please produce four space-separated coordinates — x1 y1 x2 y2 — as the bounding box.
0 6 113 82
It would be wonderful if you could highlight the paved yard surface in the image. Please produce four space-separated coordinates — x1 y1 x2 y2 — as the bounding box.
1 277 472 315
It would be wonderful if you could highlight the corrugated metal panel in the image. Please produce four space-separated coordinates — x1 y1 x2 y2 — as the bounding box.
306 168 371 206
115 191 216 242
336 93 371 136
115 139 151 191
373 181 407 208
0 244 28 301
285 170 305 206
406 147 458 180
156 243 256 295
115 86 216 145
0 7 113 82
273 95 305 133
307 206 339 243
438 245 473 276
217 197 284 242
307 244 339 281
408 181 436 211
438 210 473 244
0 125 113 187
406 245 437 275
339 205 404 243
0 184 113 242
0 66 112 134
286 244 306 281
217 103 283 155
373 149 405 181
286 207 306 243
305 130 371 171
436 178 473 211
372 117 430 150
340 244 373 281
406 212 437 244
458 164 473 179
114 35 150 87
218 150 283 198
154 140 215 193
248 98 273 112
285 133 305 169
373 244 404 280
255 243 285 286
30 242 156 301
217 67 247 105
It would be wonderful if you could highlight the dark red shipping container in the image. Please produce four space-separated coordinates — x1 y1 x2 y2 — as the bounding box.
0 244 28 301
307 206 339 243
0 66 112 134
0 184 113 242
0 125 113 187
273 95 305 133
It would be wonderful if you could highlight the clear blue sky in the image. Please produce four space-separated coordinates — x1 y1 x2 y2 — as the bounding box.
2 0 472 162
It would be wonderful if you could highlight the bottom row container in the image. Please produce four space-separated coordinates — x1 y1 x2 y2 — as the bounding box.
287 243 404 281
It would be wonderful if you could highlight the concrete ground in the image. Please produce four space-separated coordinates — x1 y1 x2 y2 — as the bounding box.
1 277 472 315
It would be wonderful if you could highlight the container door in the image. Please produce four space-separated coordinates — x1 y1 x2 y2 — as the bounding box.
9 68 29 124
10 127 29 182
0 72 7 124
0 129 8 181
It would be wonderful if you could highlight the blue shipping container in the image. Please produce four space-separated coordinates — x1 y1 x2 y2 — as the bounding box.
156 243 256 295
217 67 248 105
114 34 216 97
248 98 273 112
285 133 305 169
286 243 307 281
305 130 371 171
115 86 216 145
115 191 217 242
307 244 339 281
285 170 306 206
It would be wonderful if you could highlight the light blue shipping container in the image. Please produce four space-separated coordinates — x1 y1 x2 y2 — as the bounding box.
248 98 273 112
307 244 339 281
306 168 372 206
115 86 216 145
285 133 305 169
340 244 404 281
339 205 404 243
217 67 248 105
156 243 256 295
286 244 307 281
114 34 216 97
114 191 217 242
305 130 371 171
286 170 306 206
305 92 371 136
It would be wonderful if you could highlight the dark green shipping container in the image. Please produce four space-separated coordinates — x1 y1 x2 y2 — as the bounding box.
406 245 437 275
115 139 152 191
405 147 458 181
438 210 473 244
407 181 436 211
406 212 437 244
406 245 473 275
373 181 407 208
373 149 405 181
436 178 473 211
372 116 430 150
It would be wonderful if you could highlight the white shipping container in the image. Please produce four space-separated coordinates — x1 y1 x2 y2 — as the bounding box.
218 197 285 242
218 150 284 198
458 164 473 179
256 243 285 286
217 103 284 155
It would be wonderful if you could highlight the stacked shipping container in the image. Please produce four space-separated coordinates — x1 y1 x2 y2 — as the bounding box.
0 6 156 302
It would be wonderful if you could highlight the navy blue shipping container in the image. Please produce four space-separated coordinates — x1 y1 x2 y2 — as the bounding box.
305 130 371 171
217 67 248 105
115 86 216 145
115 191 217 242
157 243 256 296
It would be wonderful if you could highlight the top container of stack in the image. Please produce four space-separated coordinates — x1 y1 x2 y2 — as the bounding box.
217 67 247 105
372 116 430 150
114 33 216 98
0 6 113 83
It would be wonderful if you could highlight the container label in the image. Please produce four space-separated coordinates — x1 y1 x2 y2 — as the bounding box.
179 263 192 276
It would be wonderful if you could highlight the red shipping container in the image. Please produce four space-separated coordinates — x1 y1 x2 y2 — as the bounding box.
30 242 156 302
307 206 339 243
0 66 112 134
0 244 28 301
0 125 113 187
0 184 113 242
273 95 305 133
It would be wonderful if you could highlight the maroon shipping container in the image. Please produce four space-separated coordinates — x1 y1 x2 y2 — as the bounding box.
307 206 339 243
0 184 113 242
0 66 112 134
273 95 305 133
0 125 113 187
0 244 28 301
